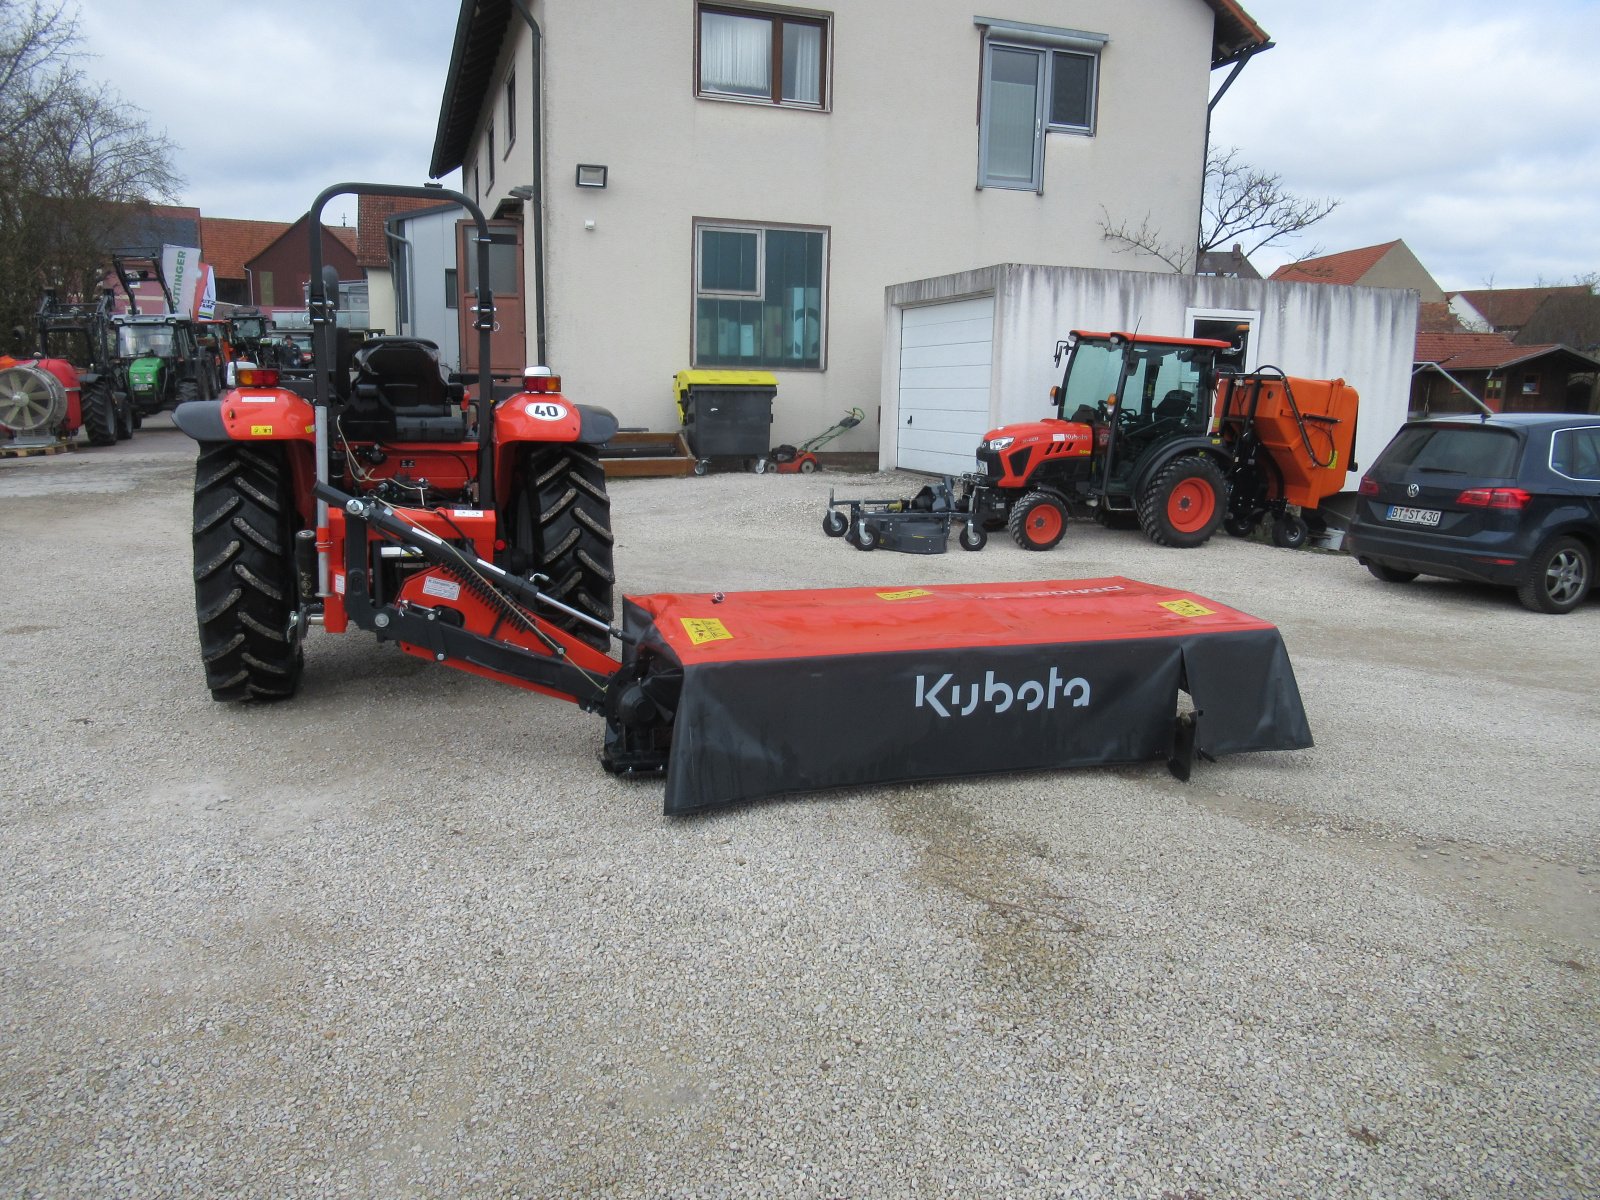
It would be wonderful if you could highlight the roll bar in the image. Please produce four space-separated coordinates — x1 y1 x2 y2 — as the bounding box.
305 183 497 567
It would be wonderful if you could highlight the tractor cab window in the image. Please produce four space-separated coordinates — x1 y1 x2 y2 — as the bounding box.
117 325 172 357
1120 345 1203 431
1058 339 1203 431
1058 339 1125 418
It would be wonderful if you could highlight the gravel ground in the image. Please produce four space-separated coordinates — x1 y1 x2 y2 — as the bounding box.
1 423 1597 1199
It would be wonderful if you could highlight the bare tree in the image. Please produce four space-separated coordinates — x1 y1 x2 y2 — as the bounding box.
0 0 180 340
1100 146 1338 273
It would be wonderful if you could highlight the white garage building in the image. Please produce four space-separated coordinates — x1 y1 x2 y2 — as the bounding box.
881 264 1419 490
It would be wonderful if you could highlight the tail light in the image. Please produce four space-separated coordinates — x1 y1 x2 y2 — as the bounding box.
523 365 561 393
1457 487 1531 509
235 367 279 388
1358 477 1378 495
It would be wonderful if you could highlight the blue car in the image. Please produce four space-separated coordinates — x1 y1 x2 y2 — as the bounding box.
1348 413 1599 614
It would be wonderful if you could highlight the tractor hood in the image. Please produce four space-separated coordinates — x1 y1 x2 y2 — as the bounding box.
127 357 164 393
978 417 1093 454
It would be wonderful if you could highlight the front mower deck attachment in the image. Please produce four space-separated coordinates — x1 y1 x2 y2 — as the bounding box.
603 577 1312 815
823 477 984 553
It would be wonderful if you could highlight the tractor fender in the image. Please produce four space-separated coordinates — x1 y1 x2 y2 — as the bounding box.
495 392 619 446
173 389 316 443
1129 436 1232 500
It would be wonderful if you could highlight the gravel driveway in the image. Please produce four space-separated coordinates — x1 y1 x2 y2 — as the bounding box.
2 423 1596 1199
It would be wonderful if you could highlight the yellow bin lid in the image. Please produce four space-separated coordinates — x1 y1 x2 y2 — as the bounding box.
673 369 778 400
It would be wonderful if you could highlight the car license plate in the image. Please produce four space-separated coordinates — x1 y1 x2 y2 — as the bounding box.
1386 505 1441 526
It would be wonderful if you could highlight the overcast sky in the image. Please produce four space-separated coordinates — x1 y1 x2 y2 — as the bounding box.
75 0 1598 291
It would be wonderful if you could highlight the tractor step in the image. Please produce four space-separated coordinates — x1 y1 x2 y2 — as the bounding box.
606 576 1312 815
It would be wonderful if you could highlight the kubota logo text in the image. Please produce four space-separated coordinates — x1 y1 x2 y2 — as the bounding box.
914 667 1089 718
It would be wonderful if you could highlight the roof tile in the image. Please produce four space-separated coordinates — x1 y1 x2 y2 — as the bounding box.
355 195 443 267
1448 286 1590 329
201 217 293 280
1268 241 1400 286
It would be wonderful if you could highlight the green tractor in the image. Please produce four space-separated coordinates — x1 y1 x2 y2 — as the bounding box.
109 249 219 422
111 314 217 420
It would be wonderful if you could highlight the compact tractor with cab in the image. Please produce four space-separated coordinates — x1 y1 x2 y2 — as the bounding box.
109 249 219 423
962 330 1359 551
174 183 1318 815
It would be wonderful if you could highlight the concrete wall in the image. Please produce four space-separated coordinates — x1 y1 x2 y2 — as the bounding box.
882 264 1420 490
464 0 1218 448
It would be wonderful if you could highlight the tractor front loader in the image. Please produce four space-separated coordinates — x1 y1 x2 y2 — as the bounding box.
175 184 1318 816
25 287 131 445
110 249 219 423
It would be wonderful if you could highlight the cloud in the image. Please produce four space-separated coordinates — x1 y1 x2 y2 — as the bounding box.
74 0 462 221
1211 0 1600 287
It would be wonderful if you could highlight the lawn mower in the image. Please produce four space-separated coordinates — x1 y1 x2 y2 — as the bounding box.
174 182 1316 815
770 406 864 474
822 476 985 553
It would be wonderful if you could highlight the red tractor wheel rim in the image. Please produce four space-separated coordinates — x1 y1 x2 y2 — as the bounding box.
1167 479 1216 533
1027 505 1064 544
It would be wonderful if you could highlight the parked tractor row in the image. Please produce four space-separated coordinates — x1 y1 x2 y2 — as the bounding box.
1 254 291 453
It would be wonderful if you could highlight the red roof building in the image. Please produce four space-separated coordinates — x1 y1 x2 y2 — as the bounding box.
1270 240 1444 302
1411 330 1599 416
1447 286 1591 336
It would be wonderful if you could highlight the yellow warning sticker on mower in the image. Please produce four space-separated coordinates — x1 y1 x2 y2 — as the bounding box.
250 424 273 436
1159 599 1216 618
681 617 733 645
877 588 932 601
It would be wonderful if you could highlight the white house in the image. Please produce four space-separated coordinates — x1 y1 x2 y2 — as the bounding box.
428 0 1271 449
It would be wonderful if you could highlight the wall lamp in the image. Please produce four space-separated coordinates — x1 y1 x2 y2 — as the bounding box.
575 164 608 189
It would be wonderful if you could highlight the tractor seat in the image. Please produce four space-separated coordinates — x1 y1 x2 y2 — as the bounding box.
1155 389 1194 421
342 337 468 442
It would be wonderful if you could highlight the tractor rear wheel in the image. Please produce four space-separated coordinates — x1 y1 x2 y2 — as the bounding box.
192 443 303 701
509 444 616 648
80 379 117 446
1008 491 1068 550
1137 456 1227 548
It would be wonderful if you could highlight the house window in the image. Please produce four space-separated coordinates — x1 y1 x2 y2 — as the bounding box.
694 220 826 369
976 20 1105 191
1521 372 1539 396
1485 377 1504 400
697 4 827 108
444 268 458 309
505 72 516 149
487 122 495 187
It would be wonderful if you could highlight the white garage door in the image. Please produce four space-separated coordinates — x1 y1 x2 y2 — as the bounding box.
896 295 994 475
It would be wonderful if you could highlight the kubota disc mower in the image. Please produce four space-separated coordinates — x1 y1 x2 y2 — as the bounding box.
175 184 1318 815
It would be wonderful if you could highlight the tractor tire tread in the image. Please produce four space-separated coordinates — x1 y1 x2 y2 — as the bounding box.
1137 456 1228 549
80 378 117 446
511 445 615 648
192 442 302 702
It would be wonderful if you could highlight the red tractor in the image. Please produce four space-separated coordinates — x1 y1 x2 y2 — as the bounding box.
961 330 1360 551
171 184 1320 815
